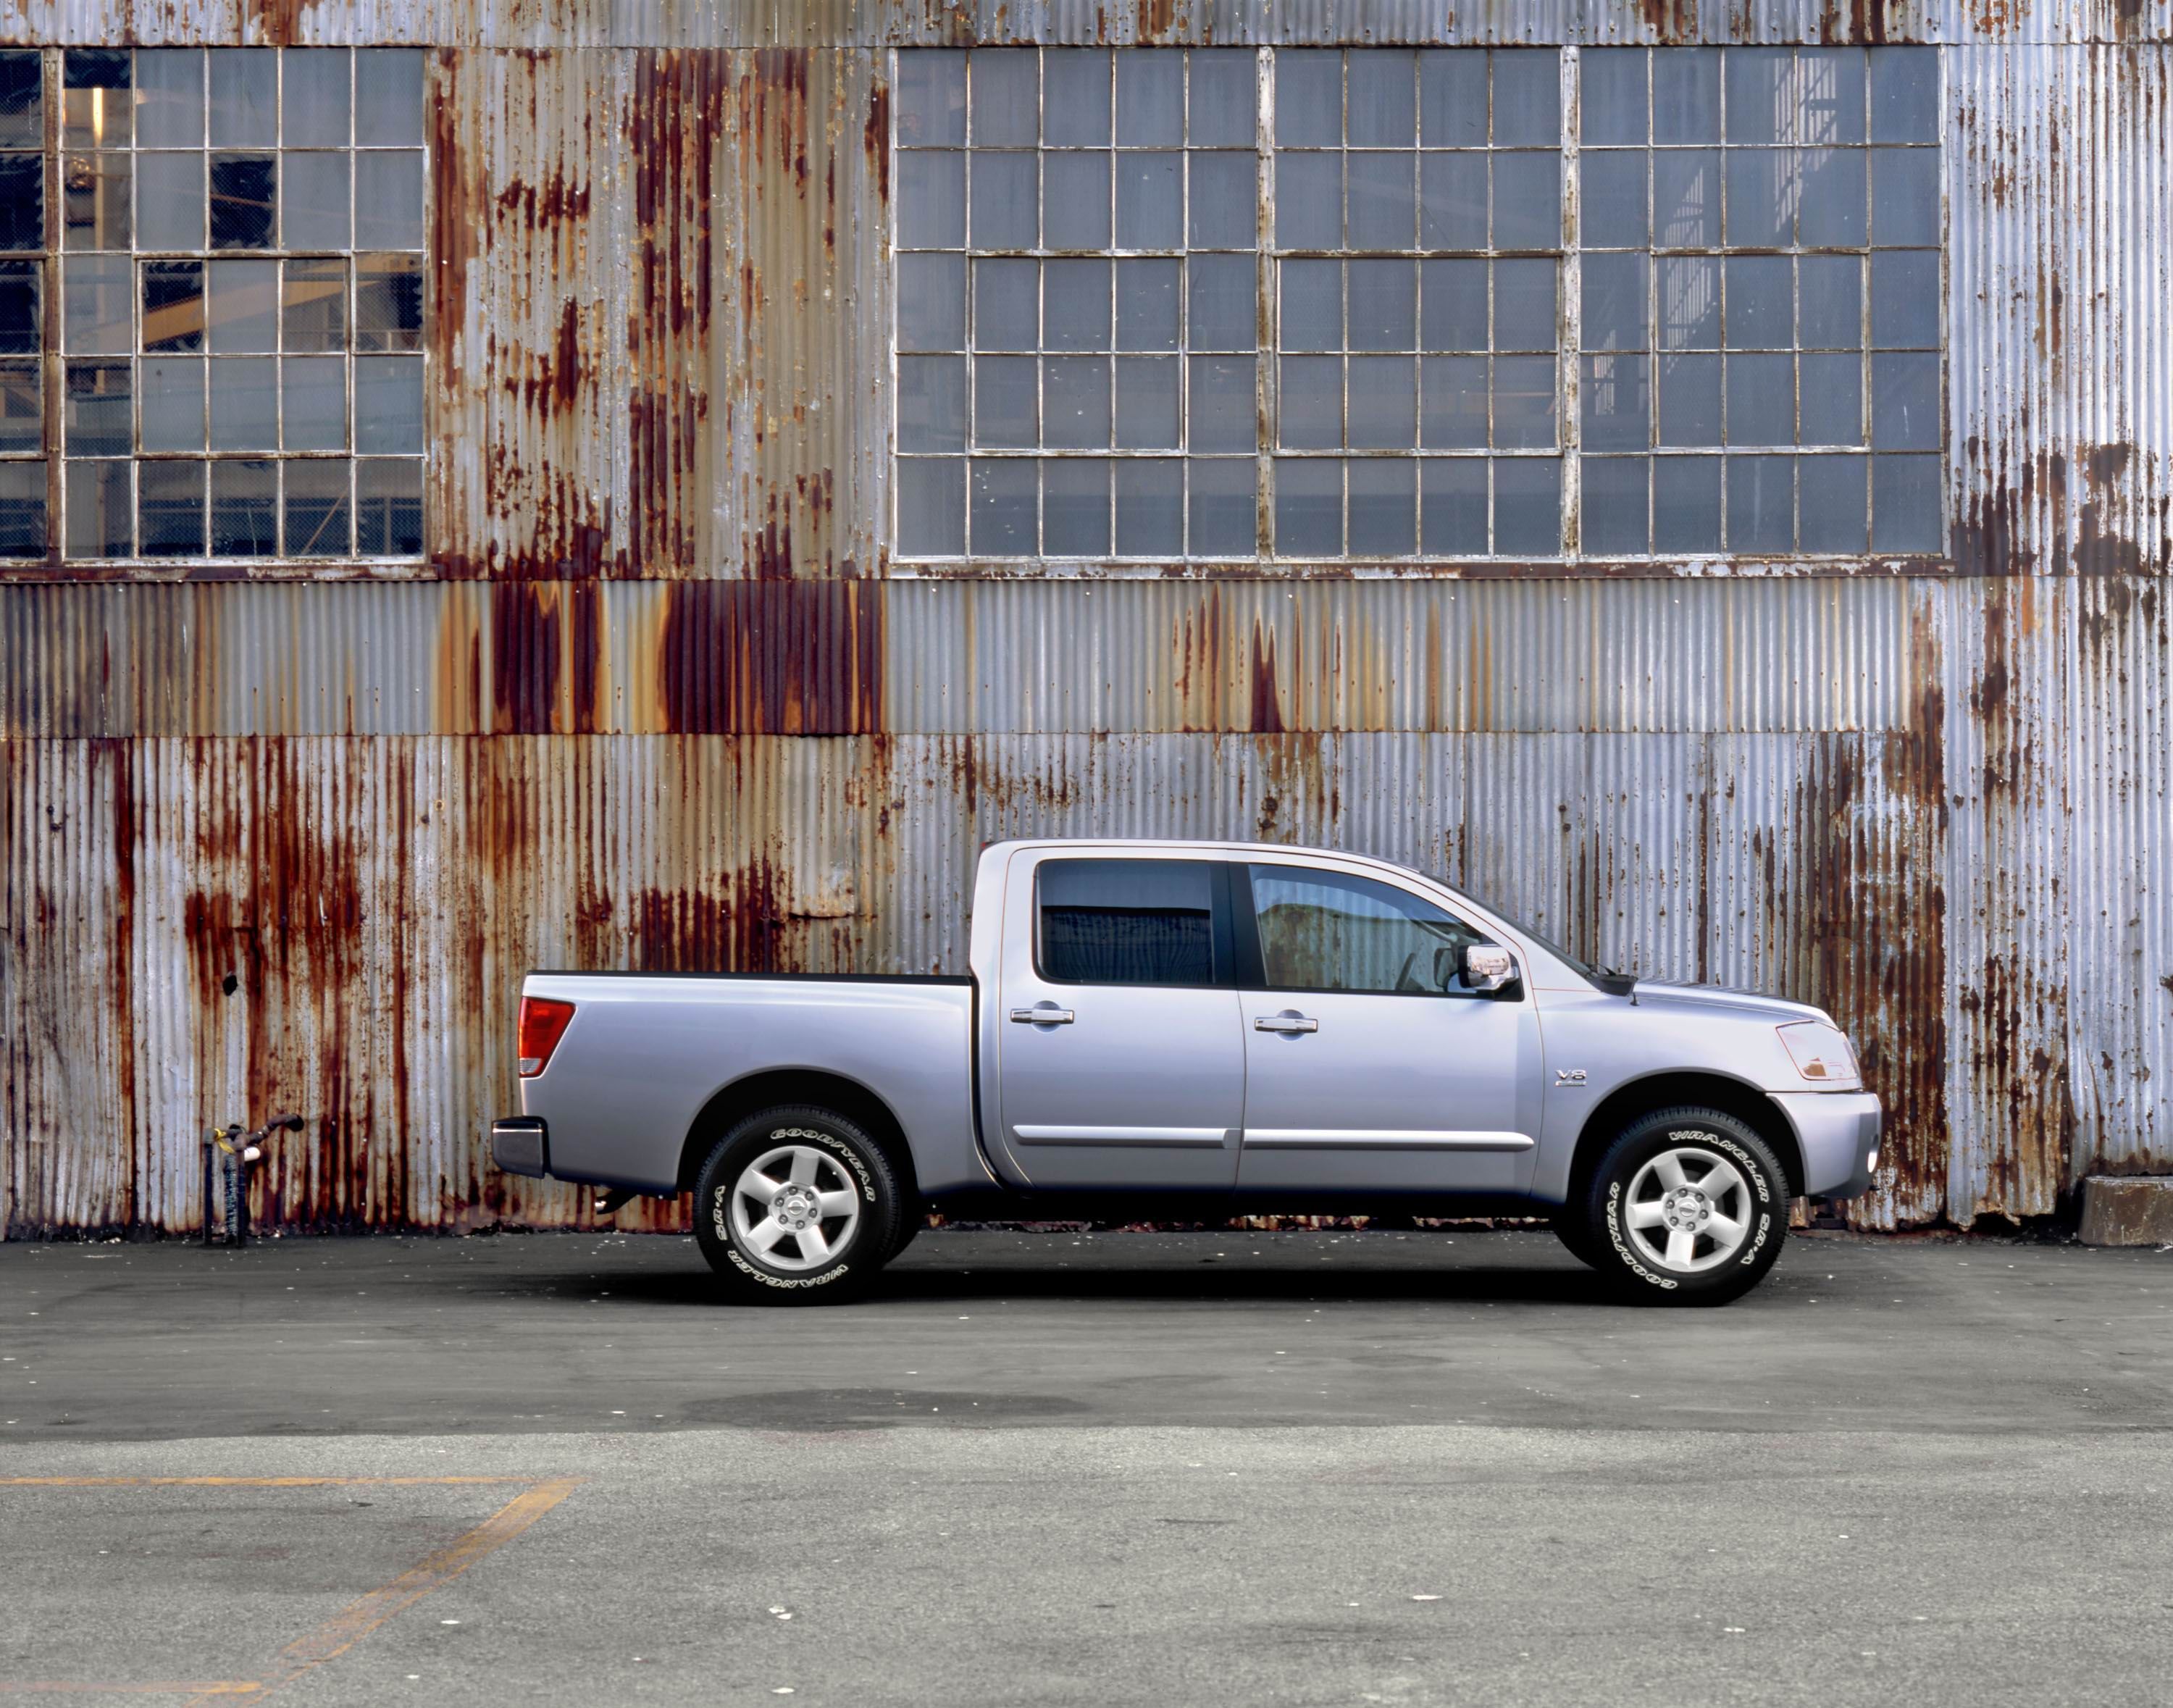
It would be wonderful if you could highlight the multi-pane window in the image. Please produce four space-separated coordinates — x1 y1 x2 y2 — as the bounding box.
1577 46 1941 555
0 46 427 563
891 45 1943 563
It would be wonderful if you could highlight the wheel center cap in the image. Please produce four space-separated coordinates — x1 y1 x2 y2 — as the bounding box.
773 1186 817 1227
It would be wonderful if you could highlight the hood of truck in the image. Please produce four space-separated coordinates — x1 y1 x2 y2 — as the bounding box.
1625 980 1833 1026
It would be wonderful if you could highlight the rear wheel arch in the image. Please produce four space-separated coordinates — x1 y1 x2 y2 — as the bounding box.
677 1068 921 1207
1567 1072 1804 1205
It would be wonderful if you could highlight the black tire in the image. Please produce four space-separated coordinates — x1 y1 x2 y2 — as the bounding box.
692 1105 901 1304
884 1200 924 1263
1570 1107 1789 1307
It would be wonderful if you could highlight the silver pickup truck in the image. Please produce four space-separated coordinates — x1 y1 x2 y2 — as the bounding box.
493 838 1880 1306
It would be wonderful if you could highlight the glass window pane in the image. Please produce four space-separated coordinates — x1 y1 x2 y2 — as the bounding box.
138 151 208 251
209 355 277 450
1420 355 1487 448
355 355 424 453
283 257 348 353
897 456 966 554
1871 452 1940 551
136 50 204 148
1348 457 1416 556
969 151 1036 249
1493 457 1561 554
1725 351 1794 445
1652 149 1719 248
1581 152 1649 249
64 154 130 251
896 254 966 351
1274 152 1341 251
282 151 351 251
355 49 425 147
1186 254 1255 350
1658 351 1722 445
1580 352 1650 451
70 256 136 353
1583 51 1647 146
1871 148 1940 247
1043 354 1110 448
1654 50 1721 146
0 151 43 251
1492 51 1559 147
1799 148 1867 246
65 361 131 456
1347 355 1415 448
1870 251 1938 348
1347 151 1416 251
1419 152 1486 250
1799 452 1867 552
1491 355 1557 448
1044 50 1110 148
1799 49 1865 146
897 350 968 454
1798 254 1862 348
896 53 966 148
1042 859 1218 985
1493 259 1557 353
970 52 1037 148
1116 151 1181 248
0 51 44 149
63 50 132 149
1117 52 1184 147
1582 455 1650 553
1724 255 1792 349
1114 457 1182 555
1654 454 1722 551
1042 151 1111 251
1726 453 1793 551
0 459 43 553
209 154 277 249
1582 253 1648 352
1043 457 1110 556
138 459 205 556
1724 148 1791 248
1491 154 1561 250
1276 51 1341 148
1043 258 1110 351
1724 48 1791 146
1348 260 1415 352
1189 354 1256 452
1113 354 1178 449
1419 51 1487 148
1870 49 1938 145
1280 259 1341 353
283 456 351 555
210 456 277 554
1278 355 1342 449
1421 456 1486 553
1189 456 1255 555
141 356 206 451
897 151 965 248
1799 351 1863 445
0 259 35 353
972 353 1036 445
208 51 275 148
1115 258 1178 351
972 258 1037 351
1871 350 1940 450
1658 255 1720 350
283 49 351 148
66 459 131 556
282 353 347 451
1189 152 1255 249
1186 51 1254 148
355 151 424 251
1347 53 1416 149
0 356 38 451
1420 259 1487 353
207 258 278 353
356 253 424 353
1274 456 1341 555
356 456 423 555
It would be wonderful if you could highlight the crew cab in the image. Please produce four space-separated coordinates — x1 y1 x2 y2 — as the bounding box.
493 839 1880 1305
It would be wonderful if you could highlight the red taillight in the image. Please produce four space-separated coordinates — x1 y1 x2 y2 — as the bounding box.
517 997 575 1077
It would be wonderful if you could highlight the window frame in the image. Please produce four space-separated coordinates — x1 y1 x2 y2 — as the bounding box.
1231 859 1520 1002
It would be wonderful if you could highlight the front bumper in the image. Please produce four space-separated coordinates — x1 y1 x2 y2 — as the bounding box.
1769 1091 1882 1198
490 1115 550 1179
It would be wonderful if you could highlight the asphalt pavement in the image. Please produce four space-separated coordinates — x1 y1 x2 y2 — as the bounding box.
1 1228 2168 1706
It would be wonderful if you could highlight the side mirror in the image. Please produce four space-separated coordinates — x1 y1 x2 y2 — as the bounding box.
1460 943 1517 994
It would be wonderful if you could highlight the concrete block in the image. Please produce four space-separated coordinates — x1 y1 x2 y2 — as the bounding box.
2077 1176 2173 1247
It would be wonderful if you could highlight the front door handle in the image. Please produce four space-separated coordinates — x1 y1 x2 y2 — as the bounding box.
1010 1005 1076 1025
1254 1013 1319 1034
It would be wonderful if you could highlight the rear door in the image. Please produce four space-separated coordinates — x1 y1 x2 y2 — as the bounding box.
993 853 1244 1190
1235 861 1541 1194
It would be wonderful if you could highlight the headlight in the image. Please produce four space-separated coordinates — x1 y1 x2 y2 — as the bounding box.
1777 1021 1859 1085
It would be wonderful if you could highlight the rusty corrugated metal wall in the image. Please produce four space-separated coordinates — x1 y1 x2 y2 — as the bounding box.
2 1 2169 1236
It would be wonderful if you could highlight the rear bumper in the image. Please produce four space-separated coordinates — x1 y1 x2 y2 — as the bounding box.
490 1115 550 1179
1770 1091 1882 1198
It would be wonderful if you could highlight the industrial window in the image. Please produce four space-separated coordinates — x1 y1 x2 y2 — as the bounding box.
889 46 1942 563
0 47 426 564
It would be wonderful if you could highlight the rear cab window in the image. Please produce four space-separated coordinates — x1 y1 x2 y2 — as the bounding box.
1034 858 1234 987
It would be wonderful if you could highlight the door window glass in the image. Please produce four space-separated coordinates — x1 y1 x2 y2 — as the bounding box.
1249 865 1486 994
1037 858 1218 986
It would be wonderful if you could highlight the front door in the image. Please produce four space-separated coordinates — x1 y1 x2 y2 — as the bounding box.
995 855 1244 1191
1234 862 1541 1194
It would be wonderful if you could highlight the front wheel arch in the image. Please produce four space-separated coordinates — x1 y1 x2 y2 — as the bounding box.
1566 1071 1804 1210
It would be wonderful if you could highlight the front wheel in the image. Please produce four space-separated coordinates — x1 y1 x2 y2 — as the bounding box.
1570 1108 1789 1306
692 1105 901 1303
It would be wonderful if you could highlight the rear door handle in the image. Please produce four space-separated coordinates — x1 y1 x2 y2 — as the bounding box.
1010 1005 1076 1025
1254 1014 1319 1034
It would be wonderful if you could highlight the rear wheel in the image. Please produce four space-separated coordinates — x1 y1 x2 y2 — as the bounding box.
692 1105 900 1303
1570 1107 1788 1306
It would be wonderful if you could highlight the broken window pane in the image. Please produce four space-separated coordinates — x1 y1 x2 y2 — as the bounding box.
354 254 422 352
0 259 40 353
210 456 276 553
0 152 44 252
209 155 277 249
140 259 205 353
356 456 423 554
